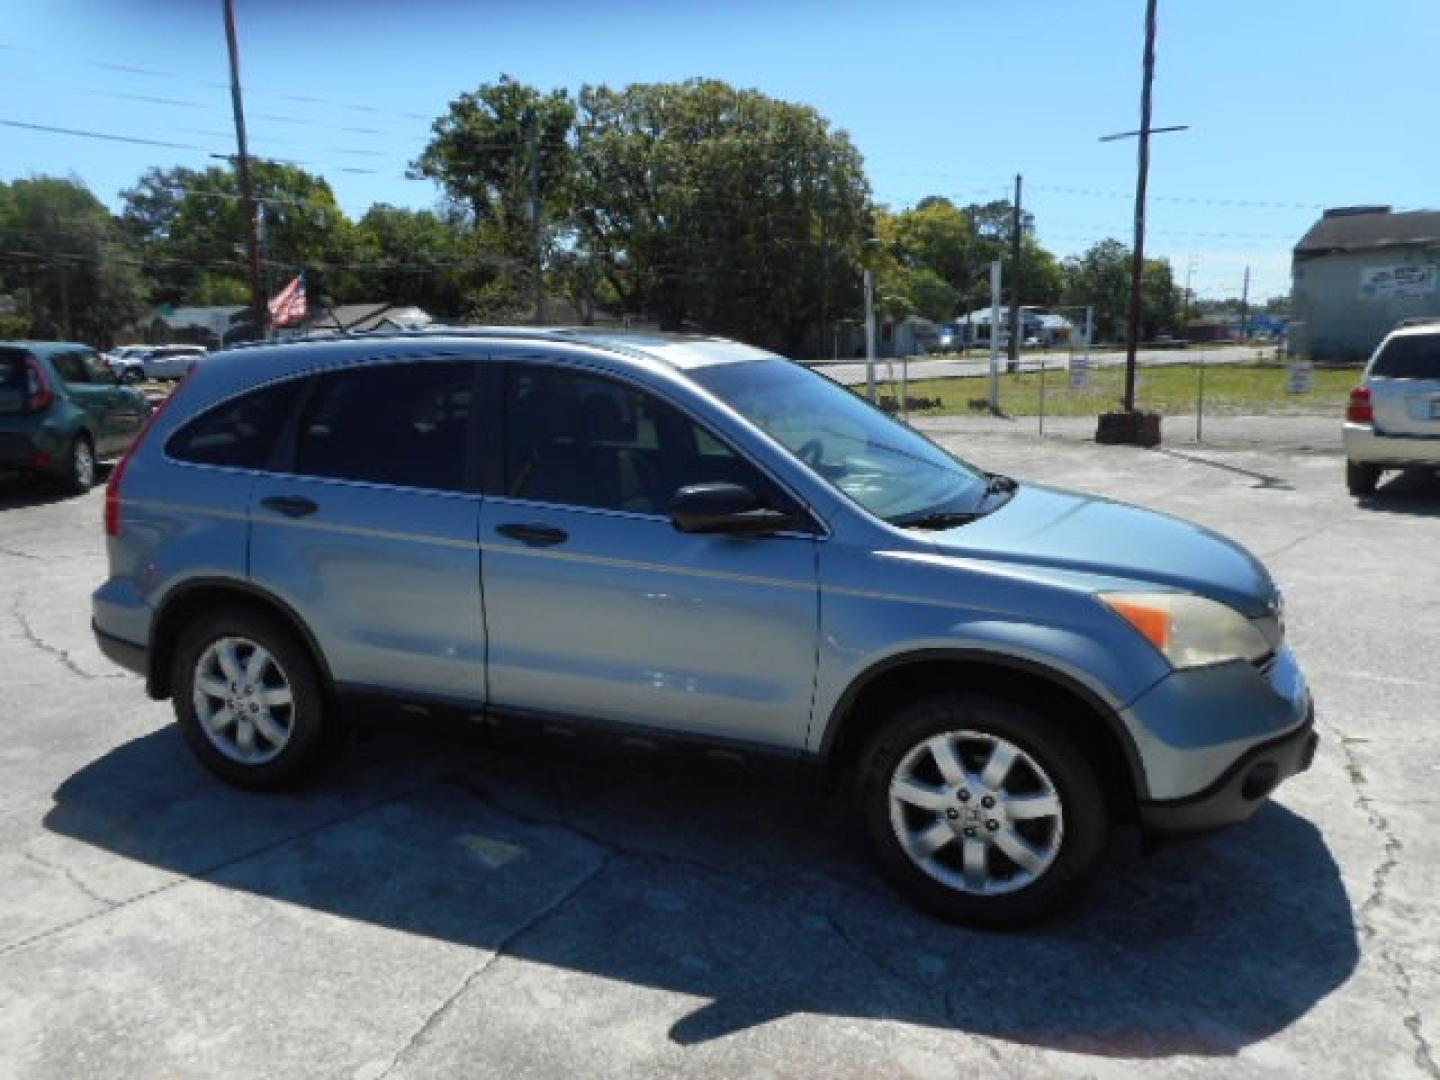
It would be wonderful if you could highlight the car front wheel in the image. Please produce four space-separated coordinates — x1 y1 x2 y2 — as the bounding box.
857 693 1108 928
172 609 331 789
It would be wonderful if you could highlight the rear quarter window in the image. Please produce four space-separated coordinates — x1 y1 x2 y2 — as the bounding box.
1372 335 1440 379
166 380 299 469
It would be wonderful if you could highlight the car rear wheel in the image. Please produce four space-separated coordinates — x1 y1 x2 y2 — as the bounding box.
857 692 1108 929
62 435 95 495
172 608 331 789
1346 460 1381 496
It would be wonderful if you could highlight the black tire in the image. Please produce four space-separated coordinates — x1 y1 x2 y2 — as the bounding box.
61 434 96 495
171 607 332 790
1346 460 1381 496
857 693 1109 929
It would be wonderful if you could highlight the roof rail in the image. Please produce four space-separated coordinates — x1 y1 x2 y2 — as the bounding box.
1395 316 1440 329
221 326 576 352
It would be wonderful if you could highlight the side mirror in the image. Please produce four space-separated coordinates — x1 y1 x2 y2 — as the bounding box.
670 482 795 535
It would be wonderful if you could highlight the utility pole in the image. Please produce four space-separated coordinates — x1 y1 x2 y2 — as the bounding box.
529 114 545 325
1098 0 1187 418
1121 0 1158 412
1008 173 1023 374
222 0 266 338
1239 265 1251 340
818 156 829 364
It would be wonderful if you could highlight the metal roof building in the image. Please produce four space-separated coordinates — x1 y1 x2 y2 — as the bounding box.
1293 206 1440 362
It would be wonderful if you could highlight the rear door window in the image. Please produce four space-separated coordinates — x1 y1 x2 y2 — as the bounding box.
295 361 476 492
1373 335 1440 379
167 380 299 469
50 350 97 385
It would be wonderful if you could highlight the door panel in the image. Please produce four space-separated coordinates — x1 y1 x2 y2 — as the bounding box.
481 499 818 748
51 350 121 454
102 386 147 453
480 362 820 750
250 477 485 698
247 360 487 702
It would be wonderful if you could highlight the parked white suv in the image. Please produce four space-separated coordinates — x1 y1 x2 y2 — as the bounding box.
142 344 208 382
1344 323 1440 495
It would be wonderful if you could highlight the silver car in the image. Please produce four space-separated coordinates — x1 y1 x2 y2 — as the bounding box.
142 344 208 382
92 330 1315 927
1344 323 1440 494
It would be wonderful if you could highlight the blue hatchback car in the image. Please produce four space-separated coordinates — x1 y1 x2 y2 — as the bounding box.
92 330 1315 926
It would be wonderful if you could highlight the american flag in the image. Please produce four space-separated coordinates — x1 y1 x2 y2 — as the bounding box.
267 272 308 329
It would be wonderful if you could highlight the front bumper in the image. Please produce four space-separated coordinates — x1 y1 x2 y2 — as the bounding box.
1344 422 1440 467
1138 703 1317 835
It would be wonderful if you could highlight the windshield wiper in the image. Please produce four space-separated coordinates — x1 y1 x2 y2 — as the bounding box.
892 510 983 530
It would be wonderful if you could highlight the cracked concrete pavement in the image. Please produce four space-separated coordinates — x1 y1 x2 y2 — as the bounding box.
0 416 1437 1079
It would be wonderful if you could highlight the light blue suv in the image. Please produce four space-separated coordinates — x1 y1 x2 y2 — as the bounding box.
92 330 1315 926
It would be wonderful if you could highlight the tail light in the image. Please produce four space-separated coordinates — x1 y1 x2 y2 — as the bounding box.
105 379 188 537
24 356 55 412
1346 386 1373 424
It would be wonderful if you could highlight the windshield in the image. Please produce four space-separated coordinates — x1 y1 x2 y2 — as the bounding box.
692 359 990 523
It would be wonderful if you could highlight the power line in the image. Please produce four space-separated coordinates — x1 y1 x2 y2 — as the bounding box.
0 118 209 153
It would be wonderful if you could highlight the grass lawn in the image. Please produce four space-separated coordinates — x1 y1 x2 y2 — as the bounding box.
875 362 1357 419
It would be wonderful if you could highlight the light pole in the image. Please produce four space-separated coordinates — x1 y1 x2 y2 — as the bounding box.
861 237 885 402
988 260 1003 413
864 267 877 402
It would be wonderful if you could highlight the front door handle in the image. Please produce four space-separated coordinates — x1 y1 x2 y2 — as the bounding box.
261 495 319 518
497 522 568 547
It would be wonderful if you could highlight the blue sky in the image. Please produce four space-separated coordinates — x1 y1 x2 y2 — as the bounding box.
3 0 1435 301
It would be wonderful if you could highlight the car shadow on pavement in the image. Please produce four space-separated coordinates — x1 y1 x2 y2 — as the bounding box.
1358 468 1440 517
43 725 1359 1060
0 468 108 512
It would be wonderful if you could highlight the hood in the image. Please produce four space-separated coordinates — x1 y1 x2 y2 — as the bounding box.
926 483 1276 616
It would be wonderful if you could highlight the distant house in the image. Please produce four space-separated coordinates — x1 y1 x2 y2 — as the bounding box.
1185 318 1240 344
143 305 249 348
1292 205 1440 363
953 307 1073 347
833 316 940 358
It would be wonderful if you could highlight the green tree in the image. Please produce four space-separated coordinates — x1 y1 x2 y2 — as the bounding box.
1061 240 1179 341
0 176 144 345
351 204 490 318
412 76 575 319
894 198 978 294
120 161 359 319
568 78 871 351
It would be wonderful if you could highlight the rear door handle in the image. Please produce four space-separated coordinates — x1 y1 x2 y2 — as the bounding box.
496 522 568 547
261 495 319 518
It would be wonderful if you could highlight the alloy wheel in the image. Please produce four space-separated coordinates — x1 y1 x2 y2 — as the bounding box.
191 636 296 764
73 440 95 489
888 729 1065 895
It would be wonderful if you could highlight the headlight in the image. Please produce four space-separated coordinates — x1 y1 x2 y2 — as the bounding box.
1098 591 1272 670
